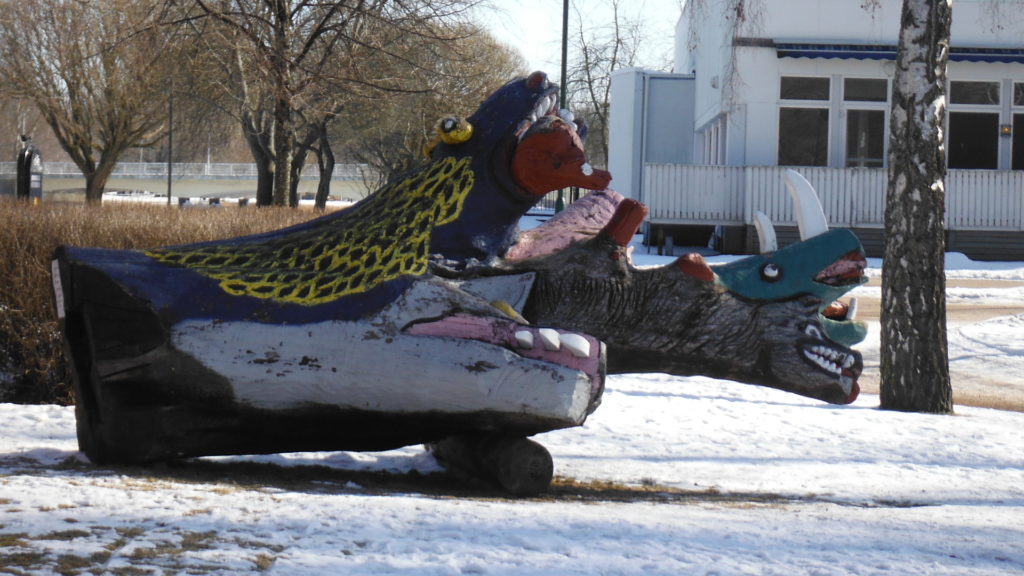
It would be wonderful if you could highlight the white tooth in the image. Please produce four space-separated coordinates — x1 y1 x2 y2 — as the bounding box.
559 108 574 123
538 328 561 351
535 97 551 119
785 169 829 241
559 333 591 358
515 330 534 349
847 298 859 320
753 211 778 253
581 163 593 176
843 355 855 369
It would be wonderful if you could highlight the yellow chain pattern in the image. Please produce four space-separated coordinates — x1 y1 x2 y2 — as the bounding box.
146 157 474 305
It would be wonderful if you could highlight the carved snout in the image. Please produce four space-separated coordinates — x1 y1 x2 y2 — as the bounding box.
599 198 648 247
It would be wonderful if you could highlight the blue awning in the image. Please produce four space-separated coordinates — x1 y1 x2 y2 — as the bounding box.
774 43 1024 64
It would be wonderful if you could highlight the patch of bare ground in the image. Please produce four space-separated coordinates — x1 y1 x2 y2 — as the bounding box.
17 455 922 509
853 278 1024 412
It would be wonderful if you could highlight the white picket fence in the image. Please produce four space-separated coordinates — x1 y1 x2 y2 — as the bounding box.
641 164 1024 231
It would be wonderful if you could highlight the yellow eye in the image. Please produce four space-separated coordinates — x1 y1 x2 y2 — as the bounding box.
435 116 473 144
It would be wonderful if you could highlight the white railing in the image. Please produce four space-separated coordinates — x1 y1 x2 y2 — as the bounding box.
0 161 372 181
641 164 1024 231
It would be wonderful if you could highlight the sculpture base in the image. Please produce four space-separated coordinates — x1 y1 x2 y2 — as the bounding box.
428 435 554 496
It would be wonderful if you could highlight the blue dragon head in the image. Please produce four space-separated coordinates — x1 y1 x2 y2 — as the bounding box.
713 171 869 347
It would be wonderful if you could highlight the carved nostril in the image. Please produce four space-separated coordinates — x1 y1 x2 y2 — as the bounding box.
526 71 548 92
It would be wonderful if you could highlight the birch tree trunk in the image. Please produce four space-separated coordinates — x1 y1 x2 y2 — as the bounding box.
881 0 953 413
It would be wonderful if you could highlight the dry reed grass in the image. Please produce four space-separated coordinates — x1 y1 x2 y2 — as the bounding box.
0 198 325 403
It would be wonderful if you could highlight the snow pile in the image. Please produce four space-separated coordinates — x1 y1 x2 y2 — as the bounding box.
2 375 1022 575
1 248 1022 574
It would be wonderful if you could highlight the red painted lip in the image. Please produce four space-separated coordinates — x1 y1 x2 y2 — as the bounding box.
511 117 612 198
843 380 861 404
815 251 867 286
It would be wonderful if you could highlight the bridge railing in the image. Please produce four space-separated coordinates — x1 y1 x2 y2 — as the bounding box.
0 161 372 181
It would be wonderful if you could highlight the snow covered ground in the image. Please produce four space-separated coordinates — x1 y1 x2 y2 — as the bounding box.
2 253 1022 575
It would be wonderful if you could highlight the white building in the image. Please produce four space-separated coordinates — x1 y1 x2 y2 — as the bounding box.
609 0 1024 258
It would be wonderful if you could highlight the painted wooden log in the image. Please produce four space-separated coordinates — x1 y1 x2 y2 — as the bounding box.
427 435 554 496
52 71 610 469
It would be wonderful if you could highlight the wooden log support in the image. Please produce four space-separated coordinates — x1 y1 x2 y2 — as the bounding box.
427 435 554 496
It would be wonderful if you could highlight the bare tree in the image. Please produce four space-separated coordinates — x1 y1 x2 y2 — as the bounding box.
565 0 646 167
336 24 526 189
880 0 953 413
0 0 182 204
174 0 483 207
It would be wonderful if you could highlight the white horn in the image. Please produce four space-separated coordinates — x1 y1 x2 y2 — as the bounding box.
752 211 778 253
785 169 828 241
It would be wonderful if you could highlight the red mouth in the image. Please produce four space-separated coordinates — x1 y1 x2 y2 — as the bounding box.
511 115 612 198
815 251 867 286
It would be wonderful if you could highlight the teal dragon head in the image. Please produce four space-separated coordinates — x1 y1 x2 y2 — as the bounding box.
713 171 869 347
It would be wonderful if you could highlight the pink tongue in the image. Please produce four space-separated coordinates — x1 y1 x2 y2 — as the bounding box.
816 252 866 282
406 314 603 382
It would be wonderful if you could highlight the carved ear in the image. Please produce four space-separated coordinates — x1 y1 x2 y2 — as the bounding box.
599 199 648 247
674 253 715 282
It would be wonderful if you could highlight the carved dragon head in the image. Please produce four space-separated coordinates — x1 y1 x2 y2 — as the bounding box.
500 171 867 405
427 71 612 264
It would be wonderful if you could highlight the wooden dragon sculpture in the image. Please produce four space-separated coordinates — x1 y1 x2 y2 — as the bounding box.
52 72 866 494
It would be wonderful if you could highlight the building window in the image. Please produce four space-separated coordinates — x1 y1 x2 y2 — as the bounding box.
1014 114 1024 171
780 77 830 100
949 112 999 169
843 79 888 167
1013 83 1024 170
846 110 885 167
950 81 1000 105
949 81 1001 169
779 76 830 166
844 78 887 102
779 108 829 166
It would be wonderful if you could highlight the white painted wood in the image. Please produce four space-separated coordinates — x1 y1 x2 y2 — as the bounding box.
538 328 561 352
172 319 595 424
752 211 777 253
50 260 65 320
515 330 534 349
785 169 829 241
559 333 591 359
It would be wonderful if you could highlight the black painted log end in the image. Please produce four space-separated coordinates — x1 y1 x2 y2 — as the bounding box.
428 435 553 496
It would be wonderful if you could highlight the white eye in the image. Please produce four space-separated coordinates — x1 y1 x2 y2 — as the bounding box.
804 323 824 339
761 262 782 282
